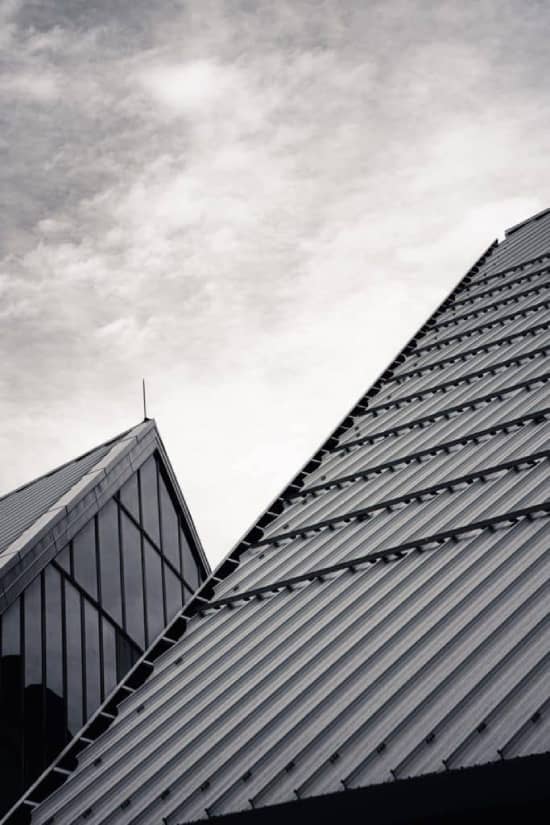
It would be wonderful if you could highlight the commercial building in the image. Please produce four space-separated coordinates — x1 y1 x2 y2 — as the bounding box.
3 208 550 824
0 421 209 818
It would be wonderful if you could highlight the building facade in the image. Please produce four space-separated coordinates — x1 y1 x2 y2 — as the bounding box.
0 421 209 819
4 208 550 824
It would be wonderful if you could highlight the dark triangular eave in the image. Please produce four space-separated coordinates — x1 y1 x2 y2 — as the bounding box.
0 419 209 615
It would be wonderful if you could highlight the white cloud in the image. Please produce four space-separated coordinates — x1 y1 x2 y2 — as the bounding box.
2 1 550 564
0 69 59 100
138 60 241 114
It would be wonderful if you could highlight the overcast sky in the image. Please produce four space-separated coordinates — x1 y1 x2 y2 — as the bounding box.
1 0 549 566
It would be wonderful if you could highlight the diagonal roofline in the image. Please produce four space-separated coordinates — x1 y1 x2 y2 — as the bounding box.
505 206 550 237
0 237 504 825
0 422 138 505
0 418 209 615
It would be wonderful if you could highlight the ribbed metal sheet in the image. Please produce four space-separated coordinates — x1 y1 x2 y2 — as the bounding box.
262 419 550 539
436 267 550 323
375 328 548 404
0 438 118 557
303 382 549 492
10 212 549 825
338 350 548 446
30 516 550 825
473 209 550 280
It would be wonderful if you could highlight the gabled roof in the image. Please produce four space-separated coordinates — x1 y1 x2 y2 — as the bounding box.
0 425 133 558
0 419 209 615
5 214 550 825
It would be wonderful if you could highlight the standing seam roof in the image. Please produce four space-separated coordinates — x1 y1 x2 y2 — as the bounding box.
6 210 550 825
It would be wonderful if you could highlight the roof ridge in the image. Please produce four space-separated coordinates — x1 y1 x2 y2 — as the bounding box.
0 420 146 505
504 206 550 237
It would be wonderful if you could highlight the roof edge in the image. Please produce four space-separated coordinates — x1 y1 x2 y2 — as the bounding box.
0 419 209 615
197 752 550 825
505 206 550 237
0 422 141 506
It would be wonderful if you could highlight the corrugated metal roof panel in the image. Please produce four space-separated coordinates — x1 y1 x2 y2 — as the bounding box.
0 439 113 556
303 381 550 489
473 209 550 280
436 267 550 322
262 419 550 538
376 329 548 403
6 213 549 825
29 517 550 825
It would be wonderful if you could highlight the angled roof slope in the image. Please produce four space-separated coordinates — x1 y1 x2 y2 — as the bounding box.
0 420 209 615
7 210 550 825
0 427 130 557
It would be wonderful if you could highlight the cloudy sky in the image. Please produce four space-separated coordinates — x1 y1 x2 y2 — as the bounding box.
1 0 549 566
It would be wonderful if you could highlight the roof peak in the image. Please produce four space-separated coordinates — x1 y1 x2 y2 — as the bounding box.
0 420 151 506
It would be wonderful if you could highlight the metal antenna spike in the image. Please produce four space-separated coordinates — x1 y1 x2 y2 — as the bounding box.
142 378 148 420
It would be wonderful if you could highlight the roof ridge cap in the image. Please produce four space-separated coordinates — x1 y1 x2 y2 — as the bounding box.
0 420 147 505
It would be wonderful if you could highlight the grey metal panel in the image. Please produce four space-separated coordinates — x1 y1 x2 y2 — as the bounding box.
217 459 550 595
8 214 549 825
403 305 550 373
436 267 550 322
0 440 113 555
472 209 550 280
338 350 548 446
420 287 550 346
304 381 550 489
375 327 549 404
29 517 550 825
261 419 550 539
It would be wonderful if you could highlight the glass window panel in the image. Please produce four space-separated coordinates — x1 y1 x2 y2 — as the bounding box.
1 597 21 656
164 564 184 621
159 475 180 571
64 581 83 734
23 576 44 784
140 456 160 546
101 619 117 698
180 527 201 592
44 567 63 698
97 499 123 625
116 632 140 683
55 543 71 574
73 519 98 600
119 471 140 522
83 601 101 719
143 539 164 643
120 513 145 648
24 575 42 687
0 598 24 815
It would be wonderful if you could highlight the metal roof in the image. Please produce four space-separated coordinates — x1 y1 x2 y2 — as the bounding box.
0 420 209 615
0 433 116 557
6 213 550 825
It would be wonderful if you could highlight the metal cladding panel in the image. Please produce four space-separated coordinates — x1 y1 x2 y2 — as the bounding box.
436 268 550 323
473 208 550 280
375 329 549 404
8 213 549 825
420 287 550 346
303 381 550 488
0 441 113 556
396 305 550 373
218 459 550 595
261 419 550 539
337 352 548 446
29 517 550 825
